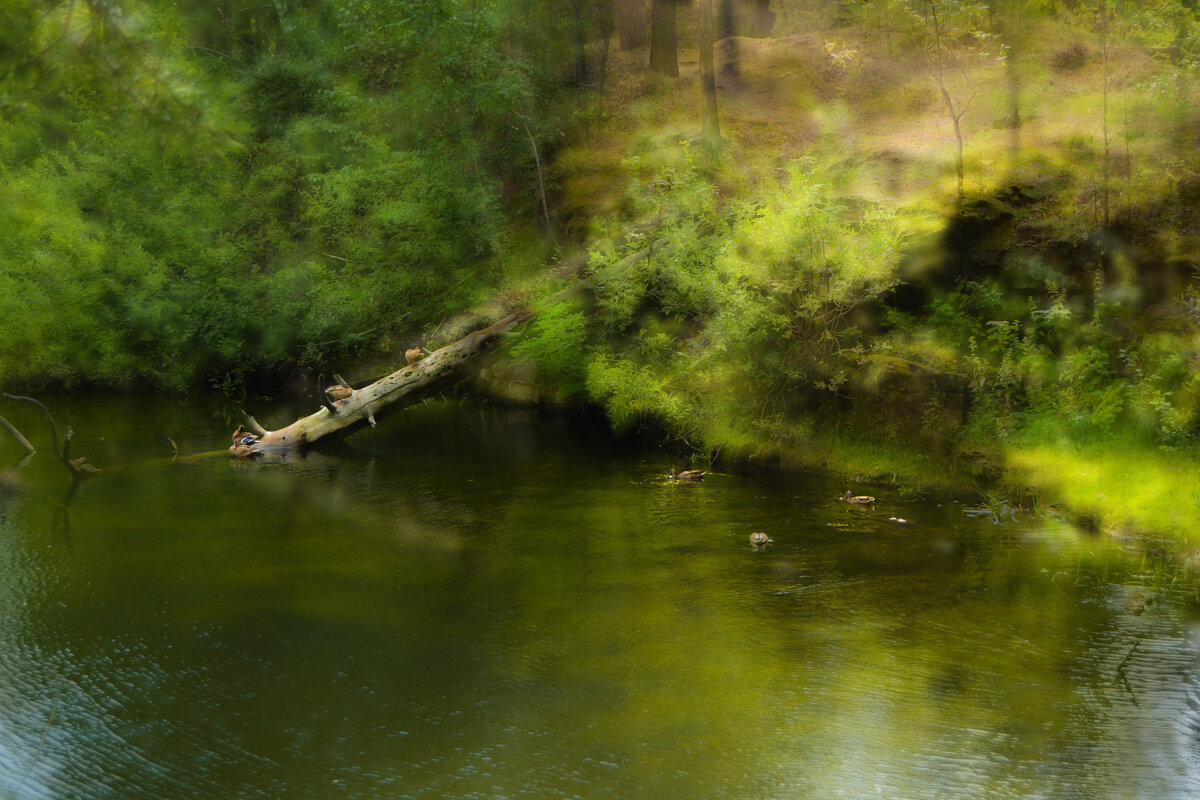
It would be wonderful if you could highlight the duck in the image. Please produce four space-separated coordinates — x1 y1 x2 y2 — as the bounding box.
405 347 423 366
231 425 259 446
325 383 354 401
230 442 257 459
842 491 875 504
750 531 771 548
670 468 706 482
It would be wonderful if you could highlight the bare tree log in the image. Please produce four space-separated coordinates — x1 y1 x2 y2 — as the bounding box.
0 413 36 454
233 312 531 457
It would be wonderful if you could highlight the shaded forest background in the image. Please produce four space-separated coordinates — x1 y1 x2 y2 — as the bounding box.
5 0 1200 535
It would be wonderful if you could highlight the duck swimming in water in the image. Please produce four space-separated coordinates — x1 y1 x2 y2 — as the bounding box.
670 468 706 482
842 491 875 504
750 531 771 548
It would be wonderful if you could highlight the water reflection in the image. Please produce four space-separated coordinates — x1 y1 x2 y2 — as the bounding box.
0 396 1197 798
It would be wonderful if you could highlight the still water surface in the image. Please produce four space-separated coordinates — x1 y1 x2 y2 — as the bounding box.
0 396 1198 799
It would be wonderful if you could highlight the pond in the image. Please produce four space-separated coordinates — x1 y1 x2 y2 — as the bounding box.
0 395 1198 799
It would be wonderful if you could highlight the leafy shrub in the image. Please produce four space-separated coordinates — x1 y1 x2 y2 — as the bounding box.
512 300 589 397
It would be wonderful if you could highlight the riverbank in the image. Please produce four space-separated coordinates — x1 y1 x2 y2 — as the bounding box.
516 9 1200 555
469 354 1200 561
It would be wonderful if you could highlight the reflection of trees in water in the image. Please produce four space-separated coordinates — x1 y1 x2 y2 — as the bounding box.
750 513 1200 797
3 401 1199 797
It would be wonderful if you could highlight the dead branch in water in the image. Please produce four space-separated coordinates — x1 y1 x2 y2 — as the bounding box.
2 394 100 479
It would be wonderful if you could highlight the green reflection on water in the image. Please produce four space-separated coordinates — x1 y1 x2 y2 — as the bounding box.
0 396 1197 799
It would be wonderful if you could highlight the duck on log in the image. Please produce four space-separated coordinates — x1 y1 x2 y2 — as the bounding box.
231 312 530 458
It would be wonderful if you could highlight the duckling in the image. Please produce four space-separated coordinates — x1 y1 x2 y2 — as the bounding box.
670 468 706 482
750 531 771 548
405 347 423 366
842 491 875 504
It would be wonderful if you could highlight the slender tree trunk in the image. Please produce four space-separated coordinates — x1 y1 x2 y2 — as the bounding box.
719 0 738 77
924 0 970 205
650 0 678 76
571 0 589 86
950 105 965 202
617 0 648 50
1100 0 1110 228
1122 98 1132 217
992 0 1022 172
699 0 721 145
596 3 615 122
1171 15 1194 156
1005 48 1021 165
753 0 775 37
520 118 557 247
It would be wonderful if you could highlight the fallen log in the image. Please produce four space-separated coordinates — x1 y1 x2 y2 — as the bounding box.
232 311 530 458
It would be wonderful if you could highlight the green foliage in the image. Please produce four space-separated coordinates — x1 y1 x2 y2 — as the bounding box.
572 144 906 449
886 268 1200 450
512 300 589 397
0 0 574 388
585 355 698 437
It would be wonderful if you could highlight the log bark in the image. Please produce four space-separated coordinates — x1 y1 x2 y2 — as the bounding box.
233 312 530 457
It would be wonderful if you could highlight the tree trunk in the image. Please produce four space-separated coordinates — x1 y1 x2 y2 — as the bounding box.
753 0 775 37
572 0 589 86
990 0 1023 172
1099 0 1110 228
922 0 971 206
719 0 738 77
617 0 648 50
699 0 721 145
233 312 530 457
596 4 615 122
649 0 678 76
